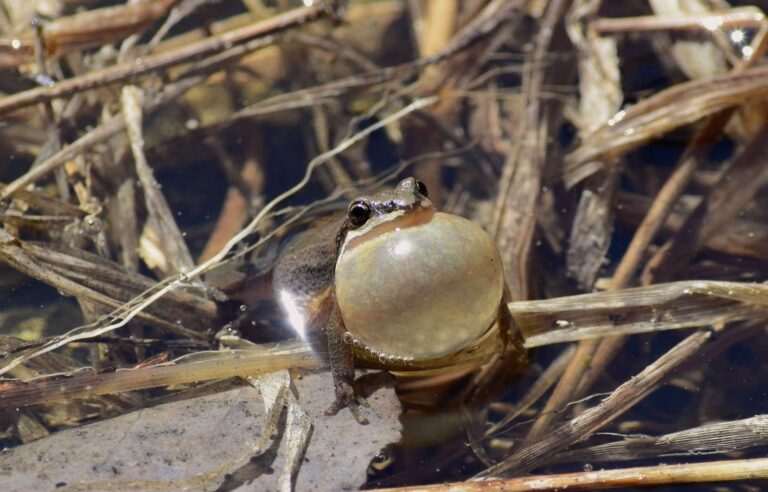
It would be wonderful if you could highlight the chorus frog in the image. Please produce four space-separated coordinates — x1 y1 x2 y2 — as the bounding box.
273 177 526 423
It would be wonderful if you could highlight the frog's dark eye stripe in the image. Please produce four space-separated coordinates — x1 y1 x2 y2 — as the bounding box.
382 200 397 213
415 180 429 198
348 201 371 228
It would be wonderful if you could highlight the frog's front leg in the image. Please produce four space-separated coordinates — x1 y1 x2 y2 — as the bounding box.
325 296 369 424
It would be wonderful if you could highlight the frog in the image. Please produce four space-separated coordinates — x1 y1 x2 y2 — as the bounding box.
272 177 526 424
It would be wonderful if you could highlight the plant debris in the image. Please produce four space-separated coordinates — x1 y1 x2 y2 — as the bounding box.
1 1 768 491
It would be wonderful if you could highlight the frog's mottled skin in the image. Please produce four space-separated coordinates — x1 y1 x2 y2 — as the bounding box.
273 178 526 423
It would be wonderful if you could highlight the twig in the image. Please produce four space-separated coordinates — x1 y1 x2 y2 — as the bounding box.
643 124 768 283
121 86 196 275
557 414 768 463
0 343 319 408
563 65 768 170
383 456 768 491
484 344 576 438
0 5 326 116
514 280 768 347
473 330 712 479
426 0 527 65
0 25 280 202
0 71 204 201
490 0 568 300
616 191 768 260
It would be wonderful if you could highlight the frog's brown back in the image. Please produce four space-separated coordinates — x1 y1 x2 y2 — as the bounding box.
272 217 342 313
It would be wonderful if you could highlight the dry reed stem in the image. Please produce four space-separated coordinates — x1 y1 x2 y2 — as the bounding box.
0 5 326 117
474 330 712 479
382 456 768 491
616 191 768 260
557 414 768 463
564 64 768 178
0 25 285 202
491 0 568 300
644 124 768 283
0 343 318 408
0 73 206 201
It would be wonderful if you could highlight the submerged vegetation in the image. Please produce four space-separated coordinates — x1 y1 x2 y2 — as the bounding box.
1 0 768 490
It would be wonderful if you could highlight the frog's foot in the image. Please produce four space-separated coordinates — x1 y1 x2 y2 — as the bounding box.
325 380 369 425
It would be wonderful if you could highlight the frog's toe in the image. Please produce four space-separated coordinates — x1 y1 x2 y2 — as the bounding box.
348 400 369 425
325 381 369 425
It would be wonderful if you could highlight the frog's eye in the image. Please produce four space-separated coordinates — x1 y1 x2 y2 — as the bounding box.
348 201 371 228
415 180 429 198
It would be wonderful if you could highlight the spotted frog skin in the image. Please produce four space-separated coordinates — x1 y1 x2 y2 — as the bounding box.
273 177 526 423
